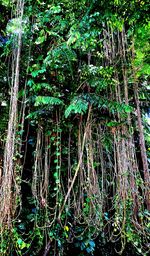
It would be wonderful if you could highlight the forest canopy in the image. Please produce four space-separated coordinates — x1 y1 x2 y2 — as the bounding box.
0 0 150 255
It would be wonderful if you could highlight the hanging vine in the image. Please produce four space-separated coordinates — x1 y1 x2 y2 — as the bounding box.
0 0 149 255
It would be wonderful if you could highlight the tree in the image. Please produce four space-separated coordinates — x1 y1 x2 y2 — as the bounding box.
0 0 149 255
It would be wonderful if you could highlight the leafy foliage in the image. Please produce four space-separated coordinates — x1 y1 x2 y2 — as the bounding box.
65 96 88 118
0 0 150 255
34 96 64 106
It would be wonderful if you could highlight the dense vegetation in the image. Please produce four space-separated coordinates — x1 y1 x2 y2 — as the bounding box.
0 0 150 255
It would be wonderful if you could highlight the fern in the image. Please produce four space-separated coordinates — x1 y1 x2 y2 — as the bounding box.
34 96 64 106
65 96 88 118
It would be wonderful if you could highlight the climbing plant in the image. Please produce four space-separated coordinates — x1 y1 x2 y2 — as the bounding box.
0 0 149 255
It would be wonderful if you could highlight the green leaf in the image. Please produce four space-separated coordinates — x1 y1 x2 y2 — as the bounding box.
20 241 27 250
124 105 133 113
107 121 120 127
17 238 23 246
54 172 58 178
67 31 81 46
65 97 88 118
50 5 61 14
34 96 64 106
35 36 45 45
31 68 46 77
